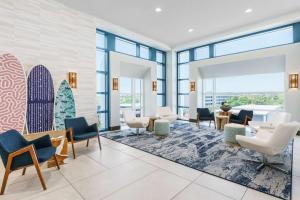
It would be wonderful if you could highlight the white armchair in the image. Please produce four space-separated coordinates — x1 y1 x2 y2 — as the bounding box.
236 122 300 173
123 110 149 134
249 111 292 132
156 107 177 123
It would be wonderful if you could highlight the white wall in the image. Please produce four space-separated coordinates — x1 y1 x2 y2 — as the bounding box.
109 52 157 128
189 43 300 121
0 0 167 126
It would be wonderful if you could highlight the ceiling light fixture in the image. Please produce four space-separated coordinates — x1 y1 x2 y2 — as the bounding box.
155 7 162 12
188 28 194 33
245 8 253 13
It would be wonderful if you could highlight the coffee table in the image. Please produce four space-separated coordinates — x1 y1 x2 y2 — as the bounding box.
24 130 68 168
147 116 159 132
216 115 230 131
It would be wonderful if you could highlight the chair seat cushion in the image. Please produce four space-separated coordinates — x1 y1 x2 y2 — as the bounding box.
230 119 243 124
36 147 56 163
11 146 56 170
73 132 98 141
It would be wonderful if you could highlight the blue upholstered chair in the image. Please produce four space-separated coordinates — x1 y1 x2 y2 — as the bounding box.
0 130 59 195
229 109 253 125
196 108 216 128
65 117 102 159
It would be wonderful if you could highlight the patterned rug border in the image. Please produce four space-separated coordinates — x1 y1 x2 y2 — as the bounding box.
101 125 294 200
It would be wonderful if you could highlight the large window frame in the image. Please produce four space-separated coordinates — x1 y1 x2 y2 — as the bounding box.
96 29 167 130
176 22 300 118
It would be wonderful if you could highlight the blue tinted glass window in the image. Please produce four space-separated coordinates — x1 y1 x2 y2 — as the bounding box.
140 46 149 59
156 51 163 63
115 37 137 56
215 26 293 56
178 51 190 63
194 46 209 60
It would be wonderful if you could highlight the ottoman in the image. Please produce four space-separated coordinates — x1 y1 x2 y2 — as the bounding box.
154 119 170 136
224 123 246 143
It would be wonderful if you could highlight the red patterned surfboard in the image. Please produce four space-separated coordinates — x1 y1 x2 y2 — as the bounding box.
0 53 26 134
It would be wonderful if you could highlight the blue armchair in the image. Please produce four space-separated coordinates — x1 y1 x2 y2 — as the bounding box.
229 110 253 125
65 117 102 159
0 130 59 195
196 108 216 128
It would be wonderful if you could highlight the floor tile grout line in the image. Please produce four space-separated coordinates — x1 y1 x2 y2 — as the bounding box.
169 173 203 200
240 188 248 200
99 168 160 200
58 168 87 200
136 155 203 182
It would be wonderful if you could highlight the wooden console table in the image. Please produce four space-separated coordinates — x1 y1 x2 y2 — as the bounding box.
24 130 68 168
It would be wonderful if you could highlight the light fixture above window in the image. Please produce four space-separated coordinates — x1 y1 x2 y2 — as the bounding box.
155 7 162 12
245 8 253 13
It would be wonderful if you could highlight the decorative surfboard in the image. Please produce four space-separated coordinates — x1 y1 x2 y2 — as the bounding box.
26 65 54 133
54 80 76 131
0 53 27 134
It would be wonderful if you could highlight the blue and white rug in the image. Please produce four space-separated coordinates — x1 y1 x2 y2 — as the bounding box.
102 121 293 200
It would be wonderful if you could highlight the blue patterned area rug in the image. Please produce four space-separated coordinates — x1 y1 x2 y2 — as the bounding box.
101 121 293 200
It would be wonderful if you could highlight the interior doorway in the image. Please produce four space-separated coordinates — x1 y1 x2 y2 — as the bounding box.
120 77 144 127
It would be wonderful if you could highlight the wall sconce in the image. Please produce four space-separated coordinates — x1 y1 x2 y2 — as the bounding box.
289 74 299 89
152 81 157 92
190 81 196 92
68 72 77 88
112 78 119 90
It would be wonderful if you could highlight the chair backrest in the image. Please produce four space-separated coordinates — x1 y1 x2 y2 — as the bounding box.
65 117 89 136
268 122 300 154
268 112 292 126
0 130 27 166
157 107 172 116
123 110 136 123
238 110 253 120
197 108 211 117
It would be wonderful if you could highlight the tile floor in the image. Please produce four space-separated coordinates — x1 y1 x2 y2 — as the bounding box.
0 135 299 200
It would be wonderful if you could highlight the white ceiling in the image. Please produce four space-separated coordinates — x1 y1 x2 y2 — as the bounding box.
57 0 300 48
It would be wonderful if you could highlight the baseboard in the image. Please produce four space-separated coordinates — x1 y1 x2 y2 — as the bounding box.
189 118 197 123
110 126 120 131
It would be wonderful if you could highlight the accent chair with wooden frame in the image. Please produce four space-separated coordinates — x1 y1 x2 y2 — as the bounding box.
65 117 102 159
229 110 253 125
0 130 60 195
196 108 216 128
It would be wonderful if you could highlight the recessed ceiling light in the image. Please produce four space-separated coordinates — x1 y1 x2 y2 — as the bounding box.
155 7 162 12
188 28 194 33
245 8 253 13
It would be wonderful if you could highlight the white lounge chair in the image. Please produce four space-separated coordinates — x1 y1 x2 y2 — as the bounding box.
236 122 300 173
156 107 177 123
123 110 149 134
249 111 291 132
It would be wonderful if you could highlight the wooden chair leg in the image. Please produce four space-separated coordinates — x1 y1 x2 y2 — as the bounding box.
97 134 102 150
71 141 76 159
53 155 60 170
22 168 26 176
1 158 12 195
86 139 89 147
209 120 211 127
29 149 46 190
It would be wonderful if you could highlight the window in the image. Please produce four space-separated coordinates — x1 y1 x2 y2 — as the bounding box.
156 51 166 107
215 26 293 56
203 73 284 121
194 46 209 60
140 46 149 59
115 37 137 56
156 51 164 63
178 51 190 63
96 31 109 131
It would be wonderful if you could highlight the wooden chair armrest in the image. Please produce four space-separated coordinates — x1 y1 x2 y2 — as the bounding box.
66 128 74 142
9 145 35 158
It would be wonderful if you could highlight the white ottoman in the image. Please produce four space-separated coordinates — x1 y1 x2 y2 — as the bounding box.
154 119 170 136
224 123 246 143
